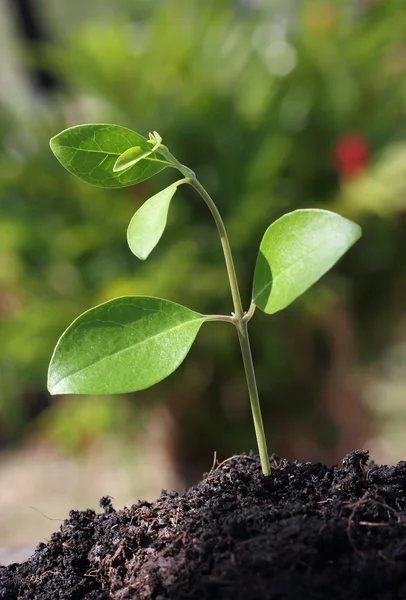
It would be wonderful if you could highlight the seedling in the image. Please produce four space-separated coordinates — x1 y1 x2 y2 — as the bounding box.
48 124 361 476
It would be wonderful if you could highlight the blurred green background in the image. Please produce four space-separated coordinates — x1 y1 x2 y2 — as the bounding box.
1 0 406 545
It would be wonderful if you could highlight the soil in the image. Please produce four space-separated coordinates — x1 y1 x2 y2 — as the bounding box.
1 450 406 600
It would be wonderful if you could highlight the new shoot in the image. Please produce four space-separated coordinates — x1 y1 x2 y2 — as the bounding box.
48 124 362 476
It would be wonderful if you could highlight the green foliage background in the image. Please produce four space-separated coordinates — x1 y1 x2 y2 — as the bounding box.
1 0 406 472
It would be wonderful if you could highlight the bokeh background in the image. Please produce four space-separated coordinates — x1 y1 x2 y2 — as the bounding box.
1 0 406 553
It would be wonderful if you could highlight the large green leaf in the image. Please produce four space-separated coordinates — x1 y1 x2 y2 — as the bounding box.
253 209 362 314
127 183 178 260
48 296 206 395
49 124 170 188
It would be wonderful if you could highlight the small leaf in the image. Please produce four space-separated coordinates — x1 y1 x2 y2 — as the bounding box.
127 183 178 260
113 146 152 173
152 131 162 144
50 124 170 188
113 134 163 173
48 296 206 395
253 209 362 314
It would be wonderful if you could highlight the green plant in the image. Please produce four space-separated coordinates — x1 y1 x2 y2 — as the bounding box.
47 123 361 475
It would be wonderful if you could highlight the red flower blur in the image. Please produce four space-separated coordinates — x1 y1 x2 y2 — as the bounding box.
333 132 368 179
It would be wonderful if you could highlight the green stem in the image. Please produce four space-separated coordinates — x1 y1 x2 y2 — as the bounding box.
189 179 244 320
160 148 243 319
236 320 270 476
174 177 191 188
205 314 235 324
160 147 271 476
243 299 256 323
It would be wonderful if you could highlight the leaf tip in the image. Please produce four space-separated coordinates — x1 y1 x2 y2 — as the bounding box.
47 376 57 396
134 250 149 261
126 237 150 261
49 134 59 155
354 222 363 240
112 156 123 173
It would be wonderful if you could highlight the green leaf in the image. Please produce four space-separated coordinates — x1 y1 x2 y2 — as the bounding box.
253 209 362 314
151 131 162 144
48 296 206 395
113 146 153 173
113 133 163 173
127 183 178 260
49 124 170 188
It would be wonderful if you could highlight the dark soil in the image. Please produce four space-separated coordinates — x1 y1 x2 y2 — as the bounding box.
2 451 406 599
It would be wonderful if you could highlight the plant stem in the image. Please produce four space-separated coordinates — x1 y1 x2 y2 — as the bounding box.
236 320 270 476
205 314 235 324
162 149 243 320
243 299 256 323
189 179 245 319
160 147 271 476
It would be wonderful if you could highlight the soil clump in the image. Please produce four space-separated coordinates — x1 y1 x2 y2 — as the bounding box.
1 451 406 599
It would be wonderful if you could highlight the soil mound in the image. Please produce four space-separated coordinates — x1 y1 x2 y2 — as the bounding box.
1 451 406 599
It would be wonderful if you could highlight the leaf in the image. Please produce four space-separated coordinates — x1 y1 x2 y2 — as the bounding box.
48 296 206 395
113 133 163 173
127 183 178 260
151 131 162 144
50 124 170 188
253 209 362 314
113 146 153 173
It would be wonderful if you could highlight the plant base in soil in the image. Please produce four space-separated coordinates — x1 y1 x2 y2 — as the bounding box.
1 451 406 599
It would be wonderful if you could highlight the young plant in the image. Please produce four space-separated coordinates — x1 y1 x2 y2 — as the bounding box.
48 124 362 476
